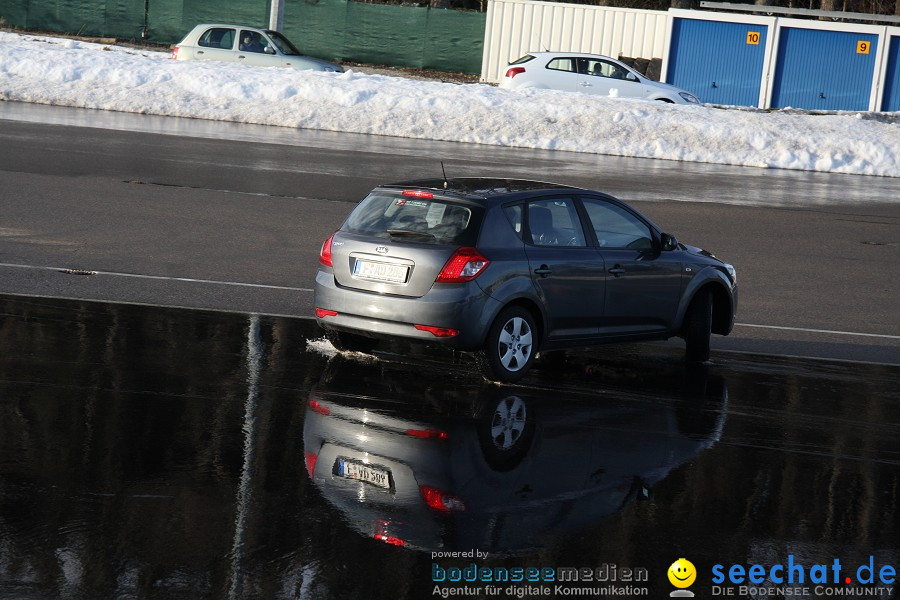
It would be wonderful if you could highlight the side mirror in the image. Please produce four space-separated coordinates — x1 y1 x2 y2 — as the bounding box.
661 233 678 251
626 73 639 82
264 46 276 55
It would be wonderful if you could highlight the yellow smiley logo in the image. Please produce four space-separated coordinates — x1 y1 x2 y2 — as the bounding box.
668 558 697 588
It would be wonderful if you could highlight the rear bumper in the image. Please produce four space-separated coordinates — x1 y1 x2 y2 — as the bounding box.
313 270 500 350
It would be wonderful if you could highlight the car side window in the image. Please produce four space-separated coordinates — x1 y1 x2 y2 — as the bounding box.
582 198 653 250
503 204 523 239
527 198 586 247
586 59 628 80
239 30 270 54
545 58 576 73
198 28 235 50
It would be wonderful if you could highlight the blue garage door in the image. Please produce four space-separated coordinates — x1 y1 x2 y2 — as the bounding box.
771 28 878 111
881 36 900 112
667 18 769 107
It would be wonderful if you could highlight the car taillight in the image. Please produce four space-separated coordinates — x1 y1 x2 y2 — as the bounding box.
374 534 406 547
319 232 335 267
406 429 449 440
171 46 179 60
435 247 490 283
402 190 434 199
304 451 318 478
308 399 330 416
414 324 459 338
314 308 338 318
374 520 405 546
505 67 525 78
419 485 466 512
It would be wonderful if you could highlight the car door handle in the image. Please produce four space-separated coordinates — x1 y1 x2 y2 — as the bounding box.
238 55 246 59
534 265 552 277
608 266 625 277
197 50 204 55
580 82 592 87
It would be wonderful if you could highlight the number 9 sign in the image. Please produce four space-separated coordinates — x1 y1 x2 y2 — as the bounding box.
857 40 871 54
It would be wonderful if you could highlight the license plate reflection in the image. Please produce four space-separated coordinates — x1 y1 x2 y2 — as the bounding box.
338 459 391 489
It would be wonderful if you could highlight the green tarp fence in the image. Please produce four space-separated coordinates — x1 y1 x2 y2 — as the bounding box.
0 0 485 73
284 0 484 73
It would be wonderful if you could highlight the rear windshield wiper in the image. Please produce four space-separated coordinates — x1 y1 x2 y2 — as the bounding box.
387 229 435 239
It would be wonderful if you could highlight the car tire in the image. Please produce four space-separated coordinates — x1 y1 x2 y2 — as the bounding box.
683 290 712 362
325 330 378 354
475 307 537 383
476 394 534 471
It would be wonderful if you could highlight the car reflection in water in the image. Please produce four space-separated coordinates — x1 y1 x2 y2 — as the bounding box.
303 356 728 554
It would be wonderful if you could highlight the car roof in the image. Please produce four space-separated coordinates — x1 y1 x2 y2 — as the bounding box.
191 23 270 32
379 178 586 203
521 51 619 61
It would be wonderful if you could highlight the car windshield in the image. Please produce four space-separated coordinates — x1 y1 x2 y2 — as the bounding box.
344 192 481 245
266 30 302 56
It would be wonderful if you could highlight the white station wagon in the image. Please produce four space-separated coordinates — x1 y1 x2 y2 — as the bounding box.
171 24 344 72
499 52 699 105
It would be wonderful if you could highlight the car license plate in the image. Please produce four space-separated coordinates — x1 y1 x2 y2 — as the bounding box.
337 459 391 489
353 260 408 283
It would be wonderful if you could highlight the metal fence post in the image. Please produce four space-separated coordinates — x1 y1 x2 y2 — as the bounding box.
269 0 285 31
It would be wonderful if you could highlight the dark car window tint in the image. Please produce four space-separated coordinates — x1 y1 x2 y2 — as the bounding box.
527 198 586 247
582 199 653 250
546 58 576 73
503 205 523 239
198 28 235 50
344 192 479 246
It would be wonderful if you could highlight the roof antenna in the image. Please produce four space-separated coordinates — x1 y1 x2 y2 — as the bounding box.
440 161 448 189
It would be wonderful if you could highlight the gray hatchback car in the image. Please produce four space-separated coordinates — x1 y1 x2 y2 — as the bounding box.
314 178 737 382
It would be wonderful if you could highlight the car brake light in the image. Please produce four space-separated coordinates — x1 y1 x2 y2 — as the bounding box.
308 399 330 415
402 190 434 199
506 67 525 78
374 534 406 546
171 46 179 60
414 324 459 338
406 429 449 440
419 485 467 512
435 247 490 283
374 520 406 546
304 451 318 477
319 232 335 267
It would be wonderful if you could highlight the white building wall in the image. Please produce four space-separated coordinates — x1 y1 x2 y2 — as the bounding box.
481 0 668 83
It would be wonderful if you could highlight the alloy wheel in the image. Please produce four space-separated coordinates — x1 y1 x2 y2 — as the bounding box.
497 317 533 372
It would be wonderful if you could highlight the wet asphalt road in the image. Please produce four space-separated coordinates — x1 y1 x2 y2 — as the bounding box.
0 102 899 364
0 295 898 600
0 102 899 600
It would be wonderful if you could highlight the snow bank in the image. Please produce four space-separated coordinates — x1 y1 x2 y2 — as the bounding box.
1 32 897 177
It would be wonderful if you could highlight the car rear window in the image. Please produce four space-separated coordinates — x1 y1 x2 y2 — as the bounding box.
343 192 482 246
509 55 535 65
